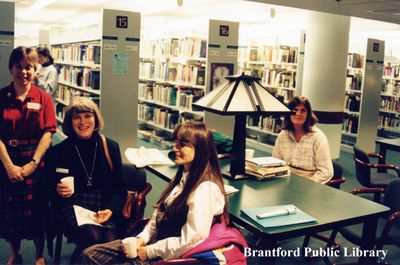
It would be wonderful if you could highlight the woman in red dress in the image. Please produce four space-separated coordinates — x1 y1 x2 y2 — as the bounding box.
0 46 57 265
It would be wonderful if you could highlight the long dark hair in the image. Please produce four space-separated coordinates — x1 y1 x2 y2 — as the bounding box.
36 46 54 64
157 121 230 224
283 96 318 133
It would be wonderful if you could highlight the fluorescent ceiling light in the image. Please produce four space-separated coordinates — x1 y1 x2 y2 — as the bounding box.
17 0 57 19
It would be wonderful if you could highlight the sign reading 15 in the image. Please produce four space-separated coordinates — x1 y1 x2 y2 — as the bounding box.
116 16 128 28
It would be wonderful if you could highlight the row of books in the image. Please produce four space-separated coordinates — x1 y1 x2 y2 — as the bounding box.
52 44 101 65
140 61 206 86
383 63 400 78
381 79 400 96
378 113 400 129
238 45 298 64
348 53 364 68
56 86 98 106
247 115 284 134
345 74 363 91
139 83 204 109
261 69 296 89
140 37 207 59
342 115 359 134
58 65 100 90
138 104 181 130
380 97 400 112
344 94 361 112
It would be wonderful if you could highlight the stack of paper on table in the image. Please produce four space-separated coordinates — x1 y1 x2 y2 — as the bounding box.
245 157 289 180
125 147 175 168
241 204 317 228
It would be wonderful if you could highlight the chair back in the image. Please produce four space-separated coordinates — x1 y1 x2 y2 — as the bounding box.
353 145 371 187
329 160 344 189
383 179 400 215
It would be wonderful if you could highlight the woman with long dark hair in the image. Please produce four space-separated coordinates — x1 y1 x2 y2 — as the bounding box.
78 121 246 264
272 96 333 184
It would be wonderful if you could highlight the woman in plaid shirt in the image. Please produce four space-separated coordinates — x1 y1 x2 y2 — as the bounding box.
272 96 333 184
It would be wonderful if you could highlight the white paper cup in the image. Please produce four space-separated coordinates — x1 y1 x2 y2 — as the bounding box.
245 149 255 159
122 237 137 258
60 176 74 194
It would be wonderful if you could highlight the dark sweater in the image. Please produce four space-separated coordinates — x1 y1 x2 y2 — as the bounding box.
44 132 127 222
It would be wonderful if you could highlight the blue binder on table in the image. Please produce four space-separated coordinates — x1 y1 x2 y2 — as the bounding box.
241 204 317 228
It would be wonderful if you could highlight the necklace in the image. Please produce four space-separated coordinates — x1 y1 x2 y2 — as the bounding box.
74 141 98 187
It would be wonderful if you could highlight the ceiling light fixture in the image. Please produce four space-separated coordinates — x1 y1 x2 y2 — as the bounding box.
177 0 183 7
17 0 56 20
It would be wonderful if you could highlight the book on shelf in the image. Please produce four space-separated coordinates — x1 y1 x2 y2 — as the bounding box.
245 156 286 167
249 46 258 61
241 204 317 228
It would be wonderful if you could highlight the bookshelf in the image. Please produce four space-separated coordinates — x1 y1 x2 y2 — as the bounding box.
137 37 207 147
341 39 384 152
238 44 298 103
237 41 302 147
378 62 400 137
51 40 102 137
50 10 140 156
342 54 364 142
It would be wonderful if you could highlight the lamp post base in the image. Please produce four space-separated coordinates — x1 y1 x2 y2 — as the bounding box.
222 171 249 180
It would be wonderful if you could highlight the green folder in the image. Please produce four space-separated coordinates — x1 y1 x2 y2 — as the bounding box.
241 204 317 228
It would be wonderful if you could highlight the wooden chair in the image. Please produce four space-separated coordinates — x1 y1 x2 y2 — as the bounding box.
328 179 400 265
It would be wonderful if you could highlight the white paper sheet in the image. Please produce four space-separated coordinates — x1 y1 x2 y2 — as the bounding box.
124 147 175 168
73 205 103 227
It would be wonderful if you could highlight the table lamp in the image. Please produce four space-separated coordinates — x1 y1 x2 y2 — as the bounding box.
193 73 291 180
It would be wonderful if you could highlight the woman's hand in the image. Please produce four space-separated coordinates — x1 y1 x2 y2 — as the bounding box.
93 209 112 224
56 182 73 197
136 237 145 248
6 164 24 182
137 247 147 261
21 161 37 177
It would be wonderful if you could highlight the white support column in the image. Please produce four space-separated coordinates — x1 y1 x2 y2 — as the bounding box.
356 39 384 152
205 19 239 138
101 9 140 161
0 1 14 88
302 11 350 159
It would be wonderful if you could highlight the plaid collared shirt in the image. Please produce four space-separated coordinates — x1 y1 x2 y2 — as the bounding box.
272 127 333 184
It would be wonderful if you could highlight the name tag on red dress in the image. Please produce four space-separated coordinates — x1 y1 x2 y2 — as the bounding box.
27 102 42 110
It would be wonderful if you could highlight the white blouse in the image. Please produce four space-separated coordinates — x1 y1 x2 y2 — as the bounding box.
136 173 225 259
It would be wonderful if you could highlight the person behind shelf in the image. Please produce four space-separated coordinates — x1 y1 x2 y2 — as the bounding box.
77 121 247 265
36 46 58 97
0 46 57 265
272 95 333 184
44 96 127 262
